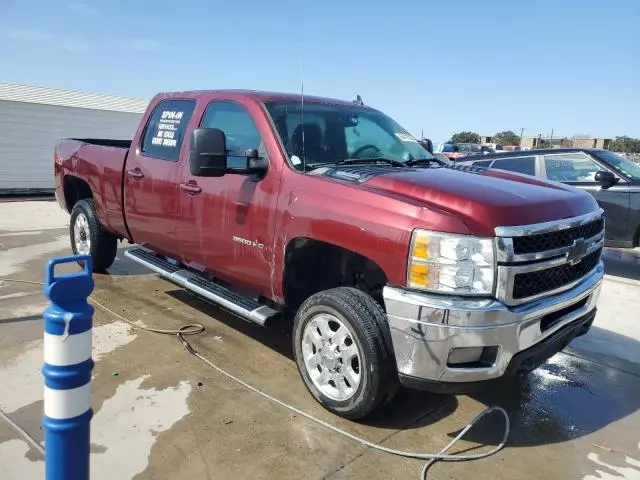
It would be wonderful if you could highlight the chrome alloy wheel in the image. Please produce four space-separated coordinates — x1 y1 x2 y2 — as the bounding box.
301 313 362 401
73 213 91 255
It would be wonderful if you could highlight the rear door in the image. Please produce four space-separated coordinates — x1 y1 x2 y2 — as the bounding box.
124 98 197 256
541 152 631 242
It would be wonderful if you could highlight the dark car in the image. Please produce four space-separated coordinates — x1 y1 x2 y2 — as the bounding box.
457 148 640 248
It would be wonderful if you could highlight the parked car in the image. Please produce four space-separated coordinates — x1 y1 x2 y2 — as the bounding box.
456 143 484 158
457 148 640 248
54 91 604 419
436 143 483 162
481 143 506 154
435 142 462 161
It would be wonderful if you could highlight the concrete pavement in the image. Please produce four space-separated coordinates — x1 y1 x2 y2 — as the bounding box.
1 199 639 479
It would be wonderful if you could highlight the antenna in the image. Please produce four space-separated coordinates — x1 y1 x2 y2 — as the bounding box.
300 39 305 172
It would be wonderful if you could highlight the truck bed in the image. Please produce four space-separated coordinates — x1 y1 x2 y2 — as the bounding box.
54 138 131 238
67 138 132 149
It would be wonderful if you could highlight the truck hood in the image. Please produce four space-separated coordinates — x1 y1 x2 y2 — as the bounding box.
318 165 600 236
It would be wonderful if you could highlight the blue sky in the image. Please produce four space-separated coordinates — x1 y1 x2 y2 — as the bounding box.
1 0 638 144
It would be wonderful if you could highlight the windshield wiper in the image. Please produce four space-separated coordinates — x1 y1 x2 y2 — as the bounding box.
334 157 408 168
404 158 446 167
304 157 410 171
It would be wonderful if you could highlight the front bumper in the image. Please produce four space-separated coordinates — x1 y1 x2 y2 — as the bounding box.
383 262 604 391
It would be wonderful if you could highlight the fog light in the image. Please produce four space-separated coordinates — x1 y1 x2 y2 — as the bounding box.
448 347 483 365
447 346 499 367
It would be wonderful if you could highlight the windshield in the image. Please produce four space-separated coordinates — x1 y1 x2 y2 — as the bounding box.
263 101 434 170
595 150 640 181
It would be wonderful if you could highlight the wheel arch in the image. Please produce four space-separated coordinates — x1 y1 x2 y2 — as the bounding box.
282 237 389 311
63 175 93 213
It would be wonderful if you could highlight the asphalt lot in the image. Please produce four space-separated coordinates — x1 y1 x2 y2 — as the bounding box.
1 199 640 480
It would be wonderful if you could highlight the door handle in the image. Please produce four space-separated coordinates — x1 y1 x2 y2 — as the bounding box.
180 183 202 195
127 168 144 180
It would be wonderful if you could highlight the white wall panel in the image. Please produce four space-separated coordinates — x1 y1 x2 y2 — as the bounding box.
0 100 143 191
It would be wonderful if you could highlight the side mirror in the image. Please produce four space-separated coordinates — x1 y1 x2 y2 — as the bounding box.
594 170 618 187
420 138 434 154
189 128 227 177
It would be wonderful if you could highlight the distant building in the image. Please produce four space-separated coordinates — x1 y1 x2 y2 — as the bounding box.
571 138 612 149
481 134 611 150
519 137 565 149
0 83 148 193
519 136 611 150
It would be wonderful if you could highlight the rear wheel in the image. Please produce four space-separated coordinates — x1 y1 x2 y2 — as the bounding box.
70 199 117 272
293 287 398 420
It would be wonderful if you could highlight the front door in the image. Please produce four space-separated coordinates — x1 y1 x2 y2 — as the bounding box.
124 99 197 257
175 99 279 296
542 152 631 243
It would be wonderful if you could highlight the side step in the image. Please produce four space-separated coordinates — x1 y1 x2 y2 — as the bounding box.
124 247 279 326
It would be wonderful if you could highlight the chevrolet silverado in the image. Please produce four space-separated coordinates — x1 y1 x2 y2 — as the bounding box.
54 90 605 419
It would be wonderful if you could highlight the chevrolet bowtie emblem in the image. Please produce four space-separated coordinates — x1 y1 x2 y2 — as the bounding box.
566 238 588 265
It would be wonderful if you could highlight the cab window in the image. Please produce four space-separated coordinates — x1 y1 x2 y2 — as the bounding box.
141 99 196 161
200 101 264 169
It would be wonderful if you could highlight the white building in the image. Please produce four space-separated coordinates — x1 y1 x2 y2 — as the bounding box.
0 83 148 193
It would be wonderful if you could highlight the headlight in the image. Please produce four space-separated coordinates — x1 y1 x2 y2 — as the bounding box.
407 229 495 295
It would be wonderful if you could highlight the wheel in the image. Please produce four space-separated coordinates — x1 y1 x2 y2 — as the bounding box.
292 287 398 420
69 199 117 273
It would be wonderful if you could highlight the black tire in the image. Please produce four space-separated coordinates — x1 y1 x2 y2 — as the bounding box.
69 199 117 273
292 287 398 420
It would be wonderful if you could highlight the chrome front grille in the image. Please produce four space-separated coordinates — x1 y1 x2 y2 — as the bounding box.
512 247 602 299
495 210 605 306
512 218 604 255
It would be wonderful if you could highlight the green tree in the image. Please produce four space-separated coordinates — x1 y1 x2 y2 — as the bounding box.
449 131 480 144
491 130 521 146
537 138 551 148
608 136 640 153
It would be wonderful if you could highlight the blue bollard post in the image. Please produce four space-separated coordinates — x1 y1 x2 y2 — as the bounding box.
42 255 95 480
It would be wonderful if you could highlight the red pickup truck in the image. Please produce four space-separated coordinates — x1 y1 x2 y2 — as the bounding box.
54 90 605 419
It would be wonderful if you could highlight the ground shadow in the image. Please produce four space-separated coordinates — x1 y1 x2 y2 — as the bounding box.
603 247 640 282
167 288 294 360
175 287 640 447
570 326 640 375
452 328 640 448
98 244 157 277
165 288 457 431
361 388 456 431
